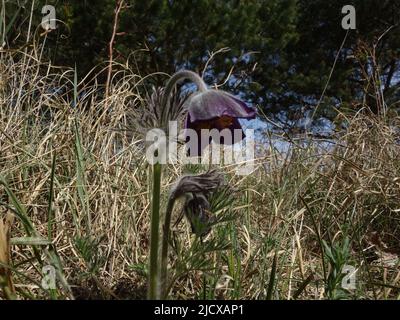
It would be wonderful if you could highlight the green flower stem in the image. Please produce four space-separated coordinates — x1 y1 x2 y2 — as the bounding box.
161 71 207 129
160 196 177 298
148 70 207 299
148 162 162 299
162 70 207 107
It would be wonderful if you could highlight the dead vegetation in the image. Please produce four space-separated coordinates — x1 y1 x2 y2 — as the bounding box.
0 40 399 300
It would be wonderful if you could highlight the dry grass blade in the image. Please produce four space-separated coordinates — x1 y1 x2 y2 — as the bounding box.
0 213 15 299
1 27 399 300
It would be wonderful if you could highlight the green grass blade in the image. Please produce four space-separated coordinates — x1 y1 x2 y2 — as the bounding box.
266 250 278 300
47 151 56 241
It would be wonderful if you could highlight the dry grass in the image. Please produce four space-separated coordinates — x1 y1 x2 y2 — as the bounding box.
0 44 399 300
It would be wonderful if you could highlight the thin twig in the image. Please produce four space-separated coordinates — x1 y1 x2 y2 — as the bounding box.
105 0 125 101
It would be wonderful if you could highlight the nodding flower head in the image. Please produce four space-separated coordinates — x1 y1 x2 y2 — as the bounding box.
169 170 224 200
127 70 256 158
184 89 256 156
183 192 215 237
169 170 224 237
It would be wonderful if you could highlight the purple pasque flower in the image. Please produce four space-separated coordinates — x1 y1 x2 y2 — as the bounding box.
168 170 224 237
184 89 256 156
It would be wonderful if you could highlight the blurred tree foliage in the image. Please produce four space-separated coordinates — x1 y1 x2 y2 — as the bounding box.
2 0 400 118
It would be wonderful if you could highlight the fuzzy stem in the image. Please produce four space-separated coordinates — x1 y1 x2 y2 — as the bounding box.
163 70 208 104
148 162 162 299
156 70 207 298
161 71 207 125
160 196 177 298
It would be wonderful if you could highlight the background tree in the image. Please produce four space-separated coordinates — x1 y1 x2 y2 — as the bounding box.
3 0 400 123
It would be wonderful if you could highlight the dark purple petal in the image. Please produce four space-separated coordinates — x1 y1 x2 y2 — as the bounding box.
184 113 211 157
230 95 256 118
211 117 245 145
184 115 246 157
187 90 256 122
184 89 255 157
